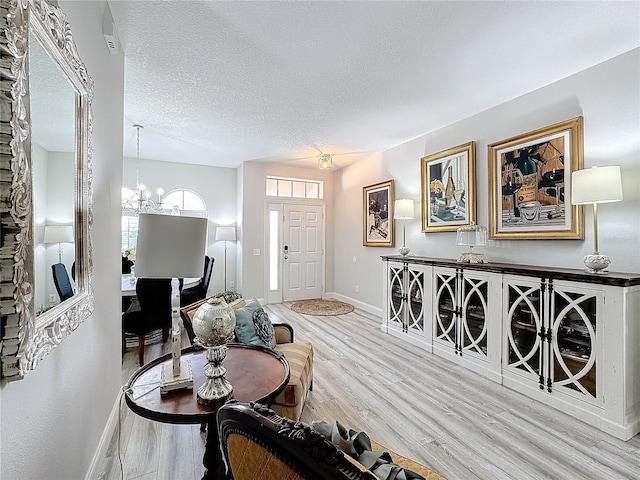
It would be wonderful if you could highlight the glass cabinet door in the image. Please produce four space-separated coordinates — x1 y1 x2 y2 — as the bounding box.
551 286 598 400
388 264 405 328
506 280 543 382
434 271 456 346
406 267 424 333
460 275 489 358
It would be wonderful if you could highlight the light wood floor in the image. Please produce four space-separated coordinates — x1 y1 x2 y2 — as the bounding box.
98 304 640 480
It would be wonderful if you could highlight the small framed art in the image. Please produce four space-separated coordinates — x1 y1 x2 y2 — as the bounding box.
421 142 476 232
363 180 394 247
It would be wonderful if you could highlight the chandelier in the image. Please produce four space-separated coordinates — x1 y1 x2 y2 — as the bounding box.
122 124 164 215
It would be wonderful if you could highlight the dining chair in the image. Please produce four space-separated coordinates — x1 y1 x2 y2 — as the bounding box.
52 263 74 302
217 402 446 480
122 277 181 366
180 256 214 307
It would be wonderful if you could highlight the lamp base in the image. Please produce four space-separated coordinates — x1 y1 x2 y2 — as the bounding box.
197 344 233 405
583 254 611 274
160 360 193 394
398 246 410 256
457 251 485 264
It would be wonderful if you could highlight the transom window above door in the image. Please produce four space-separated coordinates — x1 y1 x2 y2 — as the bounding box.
266 176 324 199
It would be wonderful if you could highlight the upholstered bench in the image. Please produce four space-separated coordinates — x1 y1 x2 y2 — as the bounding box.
270 323 313 421
180 297 313 421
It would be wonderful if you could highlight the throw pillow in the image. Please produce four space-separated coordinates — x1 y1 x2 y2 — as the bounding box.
253 309 276 349
233 297 264 346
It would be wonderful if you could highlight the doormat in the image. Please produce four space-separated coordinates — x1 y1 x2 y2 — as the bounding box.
290 299 354 316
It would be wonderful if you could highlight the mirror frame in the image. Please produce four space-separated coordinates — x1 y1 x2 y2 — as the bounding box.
0 0 94 380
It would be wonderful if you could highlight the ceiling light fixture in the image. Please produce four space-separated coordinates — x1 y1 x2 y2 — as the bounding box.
122 124 164 215
318 153 333 170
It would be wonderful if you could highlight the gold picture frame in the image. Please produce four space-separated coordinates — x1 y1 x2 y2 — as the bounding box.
363 180 394 247
421 142 476 232
489 117 584 240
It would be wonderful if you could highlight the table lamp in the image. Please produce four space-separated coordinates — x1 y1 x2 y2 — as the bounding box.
44 225 74 263
571 165 623 273
135 213 208 393
215 225 236 290
456 221 488 263
394 199 414 256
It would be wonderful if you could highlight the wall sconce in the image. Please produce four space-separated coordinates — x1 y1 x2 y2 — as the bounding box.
571 165 623 273
394 199 414 256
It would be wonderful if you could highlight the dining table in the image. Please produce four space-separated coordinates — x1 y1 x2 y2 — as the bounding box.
121 274 200 297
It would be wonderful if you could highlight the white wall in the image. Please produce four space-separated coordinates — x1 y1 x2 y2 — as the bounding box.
123 158 237 295
44 152 76 305
0 1 125 478
32 142 49 310
334 49 640 311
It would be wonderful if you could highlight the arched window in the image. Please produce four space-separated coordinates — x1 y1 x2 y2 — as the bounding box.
121 187 207 254
161 189 207 217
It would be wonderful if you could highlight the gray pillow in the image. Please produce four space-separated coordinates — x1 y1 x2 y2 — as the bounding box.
253 309 276 349
233 298 264 346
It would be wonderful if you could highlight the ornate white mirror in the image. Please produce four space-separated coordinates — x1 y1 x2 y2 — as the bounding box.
0 0 94 380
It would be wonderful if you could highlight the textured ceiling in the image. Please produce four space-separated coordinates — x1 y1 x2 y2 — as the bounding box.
107 1 640 170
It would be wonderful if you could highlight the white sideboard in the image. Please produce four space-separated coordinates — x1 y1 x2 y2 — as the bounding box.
382 255 640 441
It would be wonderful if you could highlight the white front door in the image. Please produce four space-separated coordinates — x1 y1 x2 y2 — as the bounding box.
283 204 323 301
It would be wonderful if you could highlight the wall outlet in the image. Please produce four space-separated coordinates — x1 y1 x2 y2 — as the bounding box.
355 285 359 293
229 281 235 288
49 294 56 303
253 249 261 256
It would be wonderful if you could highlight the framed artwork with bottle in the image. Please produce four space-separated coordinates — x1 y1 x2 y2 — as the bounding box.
421 141 476 232
363 179 395 247
489 117 584 240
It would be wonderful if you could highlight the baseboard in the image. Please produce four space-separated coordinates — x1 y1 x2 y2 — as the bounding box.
85 390 123 480
324 292 382 317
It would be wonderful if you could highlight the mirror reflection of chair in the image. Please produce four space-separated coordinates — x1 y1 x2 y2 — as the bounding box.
180 256 214 307
122 277 181 366
51 263 74 302
121 257 134 312
122 256 133 274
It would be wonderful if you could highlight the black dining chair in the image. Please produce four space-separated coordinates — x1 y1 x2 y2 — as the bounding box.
180 256 214 307
122 277 182 366
122 256 133 274
52 263 74 302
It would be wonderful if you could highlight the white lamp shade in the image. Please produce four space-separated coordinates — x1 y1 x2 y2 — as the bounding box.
394 199 415 219
135 214 207 278
215 226 236 241
572 166 623 205
44 225 74 244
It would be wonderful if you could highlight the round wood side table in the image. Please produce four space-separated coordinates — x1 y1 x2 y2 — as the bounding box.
124 344 290 480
